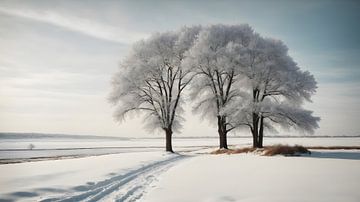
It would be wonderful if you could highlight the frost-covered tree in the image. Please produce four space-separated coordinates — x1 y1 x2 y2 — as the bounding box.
227 36 320 148
109 26 201 152
183 24 254 149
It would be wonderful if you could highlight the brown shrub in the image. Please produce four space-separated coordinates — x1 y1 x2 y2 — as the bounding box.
210 144 360 156
263 144 310 156
210 144 312 156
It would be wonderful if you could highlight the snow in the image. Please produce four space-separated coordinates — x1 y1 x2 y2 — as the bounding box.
1 137 359 160
0 136 359 201
0 152 186 201
2 136 358 150
142 152 360 202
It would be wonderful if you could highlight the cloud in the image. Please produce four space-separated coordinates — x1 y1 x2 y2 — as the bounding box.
0 6 148 44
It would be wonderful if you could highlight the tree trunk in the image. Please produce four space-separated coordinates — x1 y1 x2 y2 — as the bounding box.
252 130 258 148
219 131 228 149
252 113 259 148
258 116 264 148
217 116 228 149
165 128 174 153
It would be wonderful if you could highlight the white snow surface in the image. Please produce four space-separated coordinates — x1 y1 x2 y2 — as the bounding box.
2 137 360 150
142 152 360 202
0 152 187 201
0 137 359 202
1 137 359 160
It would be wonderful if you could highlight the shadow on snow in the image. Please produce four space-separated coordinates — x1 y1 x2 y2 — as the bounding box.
305 150 360 160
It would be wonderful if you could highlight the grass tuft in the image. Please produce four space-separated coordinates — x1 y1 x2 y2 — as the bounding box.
229 147 257 154
263 144 310 156
211 144 311 156
210 148 234 154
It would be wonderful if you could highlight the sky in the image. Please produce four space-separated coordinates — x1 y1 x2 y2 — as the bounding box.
0 0 359 137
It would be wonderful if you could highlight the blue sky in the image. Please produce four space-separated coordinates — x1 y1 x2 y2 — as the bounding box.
0 0 359 136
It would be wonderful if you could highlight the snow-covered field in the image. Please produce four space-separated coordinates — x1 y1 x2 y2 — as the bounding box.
0 135 359 202
0 152 186 202
1 136 359 161
143 152 360 202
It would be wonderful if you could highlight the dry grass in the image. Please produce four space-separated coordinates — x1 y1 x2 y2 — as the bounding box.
263 144 310 156
210 147 260 155
210 147 258 155
211 144 311 156
210 148 234 154
229 147 257 154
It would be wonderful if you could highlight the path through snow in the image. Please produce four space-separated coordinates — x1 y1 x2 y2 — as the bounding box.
40 154 188 202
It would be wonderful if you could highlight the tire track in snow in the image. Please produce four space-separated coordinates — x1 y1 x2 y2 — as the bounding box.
41 154 188 202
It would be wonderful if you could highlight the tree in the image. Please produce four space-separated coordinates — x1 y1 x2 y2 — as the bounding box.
227 36 320 148
109 26 201 152
28 143 35 150
183 24 254 149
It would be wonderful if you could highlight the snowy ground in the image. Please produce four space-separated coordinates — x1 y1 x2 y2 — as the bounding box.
142 152 360 202
0 152 187 202
0 136 359 202
1 136 359 162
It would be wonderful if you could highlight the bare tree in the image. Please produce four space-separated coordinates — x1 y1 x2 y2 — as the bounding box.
28 143 35 150
110 23 320 150
109 26 201 152
227 37 320 148
183 24 254 149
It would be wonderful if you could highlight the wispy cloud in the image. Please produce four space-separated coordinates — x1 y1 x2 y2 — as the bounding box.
0 6 148 44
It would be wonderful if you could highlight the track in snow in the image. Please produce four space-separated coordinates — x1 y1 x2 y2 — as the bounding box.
41 154 188 202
